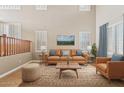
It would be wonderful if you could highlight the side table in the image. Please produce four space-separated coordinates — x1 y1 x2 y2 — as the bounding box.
39 53 47 65
88 55 95 63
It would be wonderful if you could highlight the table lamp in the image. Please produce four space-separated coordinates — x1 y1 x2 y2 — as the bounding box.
87 46 92 54
40 46 47 54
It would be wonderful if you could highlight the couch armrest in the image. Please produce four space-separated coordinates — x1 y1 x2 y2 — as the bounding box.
96 57 111 64
83 53 90 61
107 61 124 78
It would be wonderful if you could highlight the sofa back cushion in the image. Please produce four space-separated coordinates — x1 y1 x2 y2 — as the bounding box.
71 49 77 56
112 54 124 61
56 49 61 56
49 50 56 56
61 50 70 56
76 50 82 56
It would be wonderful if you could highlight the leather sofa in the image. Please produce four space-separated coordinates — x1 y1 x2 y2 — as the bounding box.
96 57 124 81
46 49 89 65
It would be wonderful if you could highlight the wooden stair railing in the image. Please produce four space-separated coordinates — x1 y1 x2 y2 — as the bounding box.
0 34 31 57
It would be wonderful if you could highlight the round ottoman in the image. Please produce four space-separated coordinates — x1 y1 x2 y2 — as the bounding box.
22 63 40 82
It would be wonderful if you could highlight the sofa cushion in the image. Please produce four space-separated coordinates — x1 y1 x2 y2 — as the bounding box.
61 50 70 56
71 49 76 56
96 63 107 73
48 56 60 61
49 50 56 56
72 56 85 61
56 49 61 56
60 56 72 61
76 50 82 56
112 54 124 61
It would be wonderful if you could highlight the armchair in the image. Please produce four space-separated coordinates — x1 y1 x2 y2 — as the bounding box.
96 57 124 81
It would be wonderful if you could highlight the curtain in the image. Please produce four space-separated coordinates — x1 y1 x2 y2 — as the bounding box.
98 23 108 57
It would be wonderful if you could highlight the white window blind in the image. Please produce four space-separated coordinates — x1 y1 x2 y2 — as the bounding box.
0 23 8 35
8 23 21 39
35 31 47 52
107 27 116 56
107 21 123 56
79 32 91 50
79 5 91 11
0 23 21 39
0 5 21 10
35 5 47 10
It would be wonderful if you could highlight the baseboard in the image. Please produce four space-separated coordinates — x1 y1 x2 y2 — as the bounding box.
0 60 32 79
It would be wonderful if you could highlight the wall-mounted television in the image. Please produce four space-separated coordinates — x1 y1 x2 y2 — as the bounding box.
57 35 75 45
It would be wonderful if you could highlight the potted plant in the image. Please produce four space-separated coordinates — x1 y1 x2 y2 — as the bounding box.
91 43 97 58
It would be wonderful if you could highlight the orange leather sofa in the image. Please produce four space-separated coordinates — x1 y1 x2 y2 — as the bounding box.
96 57 124 81
46 49 89 65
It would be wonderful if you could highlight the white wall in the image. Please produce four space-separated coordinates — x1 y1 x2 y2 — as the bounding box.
0 5 96 59
0 52 32 76
2 5 124 59
96 5 124 47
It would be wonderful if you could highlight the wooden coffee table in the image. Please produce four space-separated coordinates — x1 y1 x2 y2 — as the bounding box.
56 62 81 79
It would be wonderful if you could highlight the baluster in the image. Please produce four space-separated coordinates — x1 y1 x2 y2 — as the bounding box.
14 38 16 54
8 37 10 56
0 34 31 56
3 34 7 56
12 38 13 54
0 36 1 56
6 37 8 56
10 38 12 55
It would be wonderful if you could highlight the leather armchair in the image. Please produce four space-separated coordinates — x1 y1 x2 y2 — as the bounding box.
96 57 124 81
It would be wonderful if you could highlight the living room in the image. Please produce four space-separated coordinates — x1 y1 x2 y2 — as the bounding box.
0 2 124 91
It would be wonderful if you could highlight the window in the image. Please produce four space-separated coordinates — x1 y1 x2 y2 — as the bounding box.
0 23 7 35
79 32 91 50
0 23 21 39
8 23 21 39
79 5 91 11
35 5 47 10
107 21 123 56
107 27 115 56
0 5 21 10
35 31 47 52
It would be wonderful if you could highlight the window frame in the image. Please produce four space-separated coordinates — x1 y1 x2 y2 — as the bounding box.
0 23 22 39
107 21 123 56
79 5 91 11
79 31 91 50
0 5 21 10
35 30 48 52
35 5 47 11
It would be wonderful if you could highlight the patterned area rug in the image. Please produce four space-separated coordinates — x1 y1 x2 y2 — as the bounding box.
19 64 124 87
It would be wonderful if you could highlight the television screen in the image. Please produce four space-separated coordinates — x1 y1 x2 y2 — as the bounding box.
57 35 75 45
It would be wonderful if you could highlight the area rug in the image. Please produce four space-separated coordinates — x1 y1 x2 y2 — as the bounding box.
19 64 124 87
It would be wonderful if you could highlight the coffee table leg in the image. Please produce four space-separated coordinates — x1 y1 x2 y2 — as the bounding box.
59 69 62 79
75 69 78 78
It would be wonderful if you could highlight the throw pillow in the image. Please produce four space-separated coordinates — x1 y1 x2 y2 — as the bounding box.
76 50 82 56
49 50 56 56
111 54 124 61
62 50 70 56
